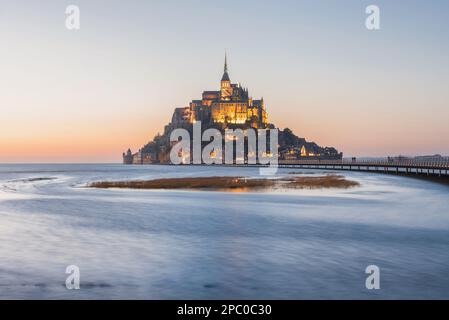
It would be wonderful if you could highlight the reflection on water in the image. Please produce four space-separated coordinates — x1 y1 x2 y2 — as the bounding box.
0 164 449 299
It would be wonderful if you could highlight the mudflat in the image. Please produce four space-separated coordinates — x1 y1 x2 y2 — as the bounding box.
89 175 359 191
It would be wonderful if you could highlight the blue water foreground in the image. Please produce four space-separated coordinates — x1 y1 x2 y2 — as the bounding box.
0 164 448 299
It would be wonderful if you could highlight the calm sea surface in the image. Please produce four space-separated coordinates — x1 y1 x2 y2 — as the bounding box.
0 164 448 299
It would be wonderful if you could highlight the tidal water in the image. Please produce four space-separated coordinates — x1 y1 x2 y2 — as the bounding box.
0 164 448 299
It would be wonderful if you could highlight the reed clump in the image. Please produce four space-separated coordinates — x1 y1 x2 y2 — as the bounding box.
89 174 359 191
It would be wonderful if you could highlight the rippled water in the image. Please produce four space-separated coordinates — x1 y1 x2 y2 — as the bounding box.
0 164 449 299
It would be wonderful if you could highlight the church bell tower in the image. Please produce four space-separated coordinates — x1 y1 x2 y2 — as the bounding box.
220 53 232 100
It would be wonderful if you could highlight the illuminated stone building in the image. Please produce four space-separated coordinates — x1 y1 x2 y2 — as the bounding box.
123 55 343 164
173 54 268 130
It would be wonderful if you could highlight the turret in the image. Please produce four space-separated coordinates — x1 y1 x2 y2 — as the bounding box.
123 148 133 164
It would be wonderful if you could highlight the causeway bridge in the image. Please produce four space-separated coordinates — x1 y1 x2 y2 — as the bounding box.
275 159 449 178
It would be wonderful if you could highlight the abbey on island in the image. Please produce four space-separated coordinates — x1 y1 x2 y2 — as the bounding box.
123 55 342 164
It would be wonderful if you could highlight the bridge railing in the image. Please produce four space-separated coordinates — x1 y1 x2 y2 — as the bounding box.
278 158 449 169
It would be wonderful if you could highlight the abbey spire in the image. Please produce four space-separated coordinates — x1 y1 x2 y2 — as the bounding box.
224 52 228 73
221 52 230 82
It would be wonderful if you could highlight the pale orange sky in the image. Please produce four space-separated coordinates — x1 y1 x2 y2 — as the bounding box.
1 1 448 163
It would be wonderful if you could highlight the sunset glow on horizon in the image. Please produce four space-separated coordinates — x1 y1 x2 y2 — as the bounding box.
1 0 449 163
